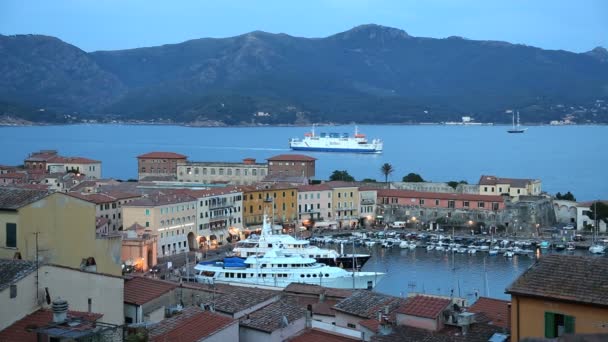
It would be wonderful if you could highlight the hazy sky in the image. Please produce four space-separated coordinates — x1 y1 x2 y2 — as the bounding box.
1 0 606 52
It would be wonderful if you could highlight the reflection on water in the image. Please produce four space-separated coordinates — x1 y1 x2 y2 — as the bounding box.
341 245 593 302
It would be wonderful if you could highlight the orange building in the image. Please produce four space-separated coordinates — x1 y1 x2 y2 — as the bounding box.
240 183 298 227
121 223 158 272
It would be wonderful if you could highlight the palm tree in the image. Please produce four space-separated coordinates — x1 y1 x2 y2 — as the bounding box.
380 163 394 185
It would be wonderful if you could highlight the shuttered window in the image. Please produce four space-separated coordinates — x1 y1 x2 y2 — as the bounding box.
6 223 16 248
545 312 575 338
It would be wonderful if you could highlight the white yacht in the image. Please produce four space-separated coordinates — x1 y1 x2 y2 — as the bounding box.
194 249 384 289
232 215 370 269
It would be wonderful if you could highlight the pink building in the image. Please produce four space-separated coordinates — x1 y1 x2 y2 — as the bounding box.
377 189 505 211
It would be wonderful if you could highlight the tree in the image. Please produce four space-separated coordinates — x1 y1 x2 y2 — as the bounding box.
555 191 576 201
588 201 608 224
361 178 377 183
329 170 355 182
380 163 394 184
447 180 468 189
402 173 425 183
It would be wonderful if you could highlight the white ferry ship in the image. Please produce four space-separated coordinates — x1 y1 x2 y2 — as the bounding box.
193 249 384 289
232 215 370 269
289 125 383 153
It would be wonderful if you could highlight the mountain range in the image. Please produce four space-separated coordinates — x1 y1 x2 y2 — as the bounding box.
1 24 608 125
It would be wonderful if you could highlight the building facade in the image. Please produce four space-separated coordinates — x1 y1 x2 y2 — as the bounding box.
296 184 332 222
190 188 244 247
241 184 298 228
359 188 378 225
137 152 187 180
267 154 316 179
327 182 360 229
24 150 102 178
177 158 268 185
122 192 197 257
0 189 122 276
478 175 542 198
68 191 142 232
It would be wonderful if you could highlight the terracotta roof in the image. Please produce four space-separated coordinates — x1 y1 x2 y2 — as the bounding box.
0 309 103 342
213 286 279 315
371 323 504 342
0 187 49 210
283 283 353 299
148 307 236 342
289 328 359 342
297 184 332 192
123 276 178 305
333 291 406 319
506 255 608 306
125 192 197 207
478 175 535 188
0 172 27 179
324 181 360 189
377 189 504 202
359 318 382 332
137 152 187 159
396 295 451 319
47 156 100 164
0 259 37 292
467 297 510 329
67 192 115 204
240 298 306 333
267 154 316 161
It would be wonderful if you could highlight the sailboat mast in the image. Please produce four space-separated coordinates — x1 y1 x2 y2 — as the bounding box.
512 111 515 128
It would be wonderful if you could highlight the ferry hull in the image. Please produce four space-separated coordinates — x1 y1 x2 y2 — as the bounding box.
290 146 382 153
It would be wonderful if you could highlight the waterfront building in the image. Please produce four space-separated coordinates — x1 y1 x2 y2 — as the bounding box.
121 223 158 272
506 255 608 341
267 154 316 180
122 192 197 257
24 150 102 178
184 187 244 247
137 151 187 180
177 158 268 185
478 175 542 198
67 190 142 232
0 188 122 276
392 181 479 194
576 200 608 232
296 184 333 224
326 181 360 229
377 189 505 228
240 183 298 228
359 187 378 226
553 199 578 226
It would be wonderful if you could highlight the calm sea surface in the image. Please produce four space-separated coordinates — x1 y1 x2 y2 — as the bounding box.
0 124 607 200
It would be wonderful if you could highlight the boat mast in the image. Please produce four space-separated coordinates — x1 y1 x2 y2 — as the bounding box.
512 111 515 129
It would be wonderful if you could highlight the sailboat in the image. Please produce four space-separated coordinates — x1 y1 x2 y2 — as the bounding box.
589 201 606 254
507 111 526 133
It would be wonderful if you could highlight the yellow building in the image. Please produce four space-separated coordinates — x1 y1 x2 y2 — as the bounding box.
0 188 122 276
506 255 608 341
326 181 360 228
241 184 297 227
478 175 542 198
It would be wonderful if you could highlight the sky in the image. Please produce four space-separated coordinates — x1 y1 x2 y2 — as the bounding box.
0 0 606 53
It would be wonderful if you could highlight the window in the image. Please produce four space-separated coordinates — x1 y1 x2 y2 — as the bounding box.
9 284 17 298
484 187 488 192
347 323 356 328
448 200 455 208
435 200 440 206
211 168 216 175
463 201 469 208
545 312 575 338
478 202 485 208
145 209 150 216
419 199 425 205
6 223 16 248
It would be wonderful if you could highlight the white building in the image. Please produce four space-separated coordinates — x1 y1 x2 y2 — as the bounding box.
576 201 608 232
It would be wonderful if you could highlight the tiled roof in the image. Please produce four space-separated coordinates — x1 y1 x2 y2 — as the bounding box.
359 318 382 332
333 291 406 319
67 192 116 204
324 181 360 189
0 309 102 342
288 328 359 342
240 298 306 333
137 152 187 159
0 172 27 179
396 295 451 319
467 297 510 329
377 189 504 202
125 192 197 207
148 307 235 342
297 184 332 192
0 259 37 292
478 175 535 188
283 283 353 299
123 276 178 305
371 323 503 342
267 154 316 161
0 187 49 210
47 156 100 164
506 255 608 306
213 286 279 315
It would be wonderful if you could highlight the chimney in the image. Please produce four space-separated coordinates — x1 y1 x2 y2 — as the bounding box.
384 305 390 315
243 158 256 165
52 298 68 323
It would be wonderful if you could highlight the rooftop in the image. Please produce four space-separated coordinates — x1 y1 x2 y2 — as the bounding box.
396 295 451 319
297 184 332 192
67 191 141 204
240 298 306 333
148 307 235 342
333 291 406 319
371 323 504 342
0 259 37 292
478 175 536 188
267 154 316 162
506 255 608 307
123 276 178 305
137 152 187 159
467 297 510 329
283 283 353 299
288 328 359 342
125 192 197 207
0 309 103 342
377 189 504 202
213 286 279 315
0 187 48 210
46 156 100 164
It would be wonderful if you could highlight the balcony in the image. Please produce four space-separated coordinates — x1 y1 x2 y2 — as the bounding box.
209 202 234 210
360 199 375 205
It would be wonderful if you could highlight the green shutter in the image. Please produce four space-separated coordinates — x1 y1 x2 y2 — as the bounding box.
565 315 575 334
545 312 556 338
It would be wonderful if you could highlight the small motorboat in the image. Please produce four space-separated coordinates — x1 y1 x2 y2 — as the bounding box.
505 251 515 258
488 249 498 256
554 244 566 251
540 241 550 249
426 245 435 251
566 243 576 252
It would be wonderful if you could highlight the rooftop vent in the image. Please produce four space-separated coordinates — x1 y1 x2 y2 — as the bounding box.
52 298 68 323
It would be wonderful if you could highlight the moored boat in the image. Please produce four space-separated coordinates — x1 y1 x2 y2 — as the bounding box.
289 125 383 153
